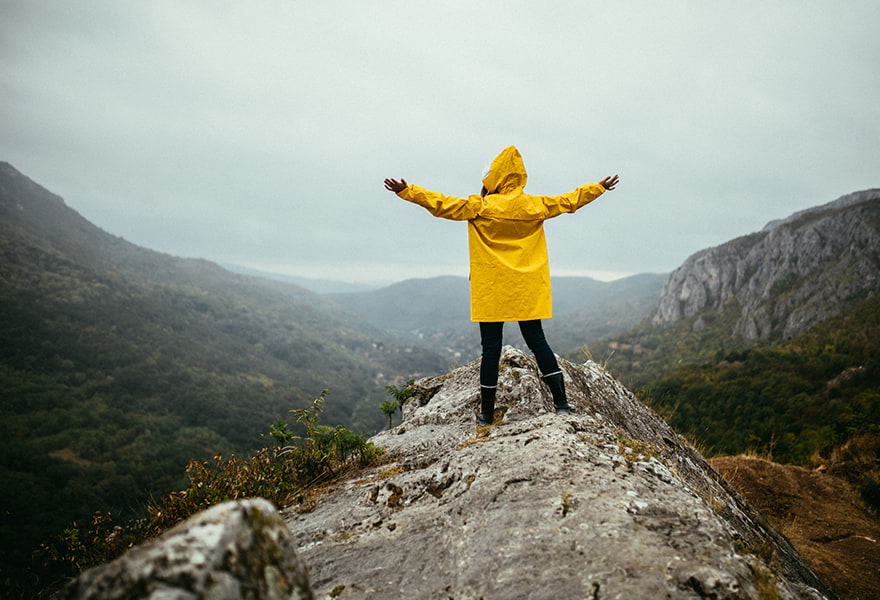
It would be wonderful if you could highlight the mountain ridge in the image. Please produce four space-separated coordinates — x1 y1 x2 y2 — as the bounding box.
761 189 880 231
50 347 844 599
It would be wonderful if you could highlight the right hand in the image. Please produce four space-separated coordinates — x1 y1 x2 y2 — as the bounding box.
599 174 619 190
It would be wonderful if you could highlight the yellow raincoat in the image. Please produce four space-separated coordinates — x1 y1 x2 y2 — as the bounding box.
397 146 605 322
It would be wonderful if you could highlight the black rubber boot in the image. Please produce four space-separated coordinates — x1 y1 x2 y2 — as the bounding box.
478 386 496 425
543 372 571 415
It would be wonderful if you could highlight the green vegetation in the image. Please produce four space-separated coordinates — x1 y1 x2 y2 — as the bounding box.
381 379 414 428
384 379 415 404
379 399 398 430
31 392 385 597
581 297 749 390
634 295 880 509
0 169 445 595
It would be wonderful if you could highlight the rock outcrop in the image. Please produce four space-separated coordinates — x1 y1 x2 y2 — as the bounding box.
652 190 880 341
57 499 312 600
284 347 837 599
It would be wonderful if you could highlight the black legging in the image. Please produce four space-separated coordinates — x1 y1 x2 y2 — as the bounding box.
479 320 560 388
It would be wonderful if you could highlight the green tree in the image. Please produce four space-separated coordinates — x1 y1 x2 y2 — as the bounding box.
384 379 414 422
379 400 398 430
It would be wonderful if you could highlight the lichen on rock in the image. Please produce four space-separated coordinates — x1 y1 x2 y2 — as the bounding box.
57 498 313 600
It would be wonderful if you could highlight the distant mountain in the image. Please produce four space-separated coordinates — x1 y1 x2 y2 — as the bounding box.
654 189 880 341
592 190 880 387
0 162 446 578
545 273 666 354
221 263 389 294
326 273 665 361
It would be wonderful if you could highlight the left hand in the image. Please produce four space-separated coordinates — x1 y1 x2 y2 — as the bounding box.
384 178 408 193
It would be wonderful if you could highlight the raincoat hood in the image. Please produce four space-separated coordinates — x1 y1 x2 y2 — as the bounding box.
482 146 527 194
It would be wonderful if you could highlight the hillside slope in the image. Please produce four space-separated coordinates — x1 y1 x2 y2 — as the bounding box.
0 162 446 582
636 293 880 465
713 455 880 600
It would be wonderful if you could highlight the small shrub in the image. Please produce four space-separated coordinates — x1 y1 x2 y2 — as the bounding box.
35 512 148 589
384 379 415 403
269 419 293 445
383 379 414 427
379 399 398 430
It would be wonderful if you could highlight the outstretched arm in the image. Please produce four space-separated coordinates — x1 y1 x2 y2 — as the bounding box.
542 174 620 218
383 177 482 221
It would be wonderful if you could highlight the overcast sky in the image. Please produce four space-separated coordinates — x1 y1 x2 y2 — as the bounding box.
2 1 878 283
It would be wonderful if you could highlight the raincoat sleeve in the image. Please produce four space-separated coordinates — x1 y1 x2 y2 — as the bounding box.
398 184 483 221
540 183 606 219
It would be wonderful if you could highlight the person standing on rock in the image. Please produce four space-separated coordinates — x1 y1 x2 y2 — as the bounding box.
384 146 618 425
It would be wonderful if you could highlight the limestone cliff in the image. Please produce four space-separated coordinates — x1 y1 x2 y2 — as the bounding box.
283 347 837 599
652 190 880 341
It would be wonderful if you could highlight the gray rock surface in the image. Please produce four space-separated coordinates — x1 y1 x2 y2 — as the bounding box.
652 190 880 340
57 499 313 600
283 347 836 599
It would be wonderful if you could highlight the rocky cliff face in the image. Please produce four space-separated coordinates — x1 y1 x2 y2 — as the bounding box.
652 190 880 341
283 347 836 599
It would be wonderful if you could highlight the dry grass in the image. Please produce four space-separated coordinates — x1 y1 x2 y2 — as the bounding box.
377 465 407 479
461 426 493 448
751 559 783 600
713 454 880 600
579 344 615 369
614 429 661 462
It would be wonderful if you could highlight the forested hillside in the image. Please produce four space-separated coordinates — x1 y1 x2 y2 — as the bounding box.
639 294 880 465
0 162 446 583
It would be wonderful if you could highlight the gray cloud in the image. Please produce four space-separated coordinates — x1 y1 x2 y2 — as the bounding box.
2 0 878 282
